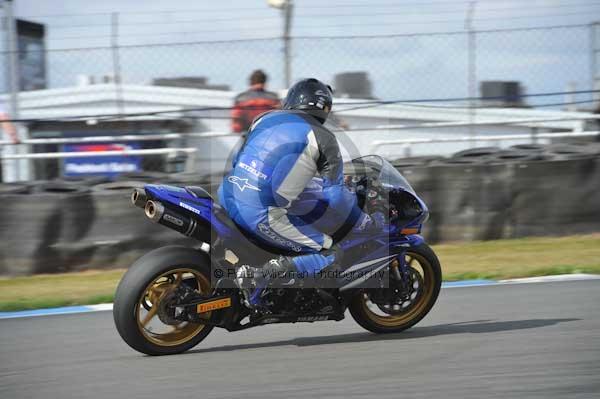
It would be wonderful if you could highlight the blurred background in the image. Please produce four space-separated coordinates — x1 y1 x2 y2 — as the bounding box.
1 0 599 275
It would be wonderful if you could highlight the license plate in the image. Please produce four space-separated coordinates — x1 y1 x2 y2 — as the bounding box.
197 297 231 313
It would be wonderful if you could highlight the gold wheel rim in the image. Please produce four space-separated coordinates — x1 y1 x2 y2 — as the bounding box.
361 252 434 327
136 268 210 347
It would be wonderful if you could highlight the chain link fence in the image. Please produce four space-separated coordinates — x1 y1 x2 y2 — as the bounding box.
1 23 598 181
0 23 595 100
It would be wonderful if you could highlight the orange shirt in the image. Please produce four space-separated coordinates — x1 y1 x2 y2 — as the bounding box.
231 86 280 133
0 108 19 144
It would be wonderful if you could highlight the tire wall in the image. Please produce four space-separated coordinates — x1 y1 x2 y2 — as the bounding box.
508 157 600 237
1 145 599 275
395 144 600 244
0 179 200 276
83 181 197 273
401 163 512 243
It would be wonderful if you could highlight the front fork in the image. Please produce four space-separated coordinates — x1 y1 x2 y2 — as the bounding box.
389 234 425 290
390 252 412 291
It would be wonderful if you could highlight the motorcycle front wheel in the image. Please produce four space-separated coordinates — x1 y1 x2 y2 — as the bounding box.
113 246 215 355
349 243 442 333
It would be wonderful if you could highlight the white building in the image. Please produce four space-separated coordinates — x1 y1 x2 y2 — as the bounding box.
1 83 596 180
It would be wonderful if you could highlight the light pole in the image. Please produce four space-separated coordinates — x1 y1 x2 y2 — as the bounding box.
591 21 599 106
2 0 19 120
1 0 25 182
465 1 477 147
267 0 293 88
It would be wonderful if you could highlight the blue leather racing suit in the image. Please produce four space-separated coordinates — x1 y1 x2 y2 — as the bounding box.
218 110 368 274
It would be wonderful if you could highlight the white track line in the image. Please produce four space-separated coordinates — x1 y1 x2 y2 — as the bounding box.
1 274 599 320
499 273 600 284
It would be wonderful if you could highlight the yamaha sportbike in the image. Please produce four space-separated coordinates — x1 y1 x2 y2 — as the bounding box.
113 155 442 355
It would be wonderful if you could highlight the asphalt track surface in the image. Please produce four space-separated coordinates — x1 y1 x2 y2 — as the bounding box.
1 280 599 399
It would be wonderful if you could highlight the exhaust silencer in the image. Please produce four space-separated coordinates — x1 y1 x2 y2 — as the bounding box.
144 200 211 243
131 188 147 208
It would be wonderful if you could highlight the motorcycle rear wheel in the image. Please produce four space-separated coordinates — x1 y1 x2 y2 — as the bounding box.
349 243 441 333
113 246 214 355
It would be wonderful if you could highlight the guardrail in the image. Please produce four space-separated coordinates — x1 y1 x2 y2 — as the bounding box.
2 120 599 177
371 131 600 156
0 132 237 146
358 115 600 132
0 147 197 159
2 114 599 147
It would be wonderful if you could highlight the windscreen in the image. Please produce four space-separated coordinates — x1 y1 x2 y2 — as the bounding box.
349 155 416 194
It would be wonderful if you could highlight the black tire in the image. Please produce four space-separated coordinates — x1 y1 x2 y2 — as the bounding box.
0 183 30 194
113 246 215 355
349 243 442 333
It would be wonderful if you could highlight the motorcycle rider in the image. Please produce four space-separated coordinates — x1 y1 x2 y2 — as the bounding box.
219 78 382 301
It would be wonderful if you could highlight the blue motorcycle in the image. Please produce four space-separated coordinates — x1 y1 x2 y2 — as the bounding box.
113 156 442 355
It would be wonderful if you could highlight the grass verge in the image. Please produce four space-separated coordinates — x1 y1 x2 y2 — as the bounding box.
1 234 599 312
437 234 600 281
0 270 124 312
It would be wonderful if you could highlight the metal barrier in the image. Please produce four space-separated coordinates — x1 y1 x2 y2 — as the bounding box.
3 128 598 180
0 132 235 146
2 115 598 147
372 131 600 157
362 115 600 132
0 147 197 159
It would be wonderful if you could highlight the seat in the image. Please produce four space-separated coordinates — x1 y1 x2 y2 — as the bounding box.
212 205 299 262
185 186 213 200
185 184 300 261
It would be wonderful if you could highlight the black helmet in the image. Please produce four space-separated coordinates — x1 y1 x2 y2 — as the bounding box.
283 78 333 124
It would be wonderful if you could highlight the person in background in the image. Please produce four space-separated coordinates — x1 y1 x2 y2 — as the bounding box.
231 70 280 134
1 105 21 183
0 105 19 145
